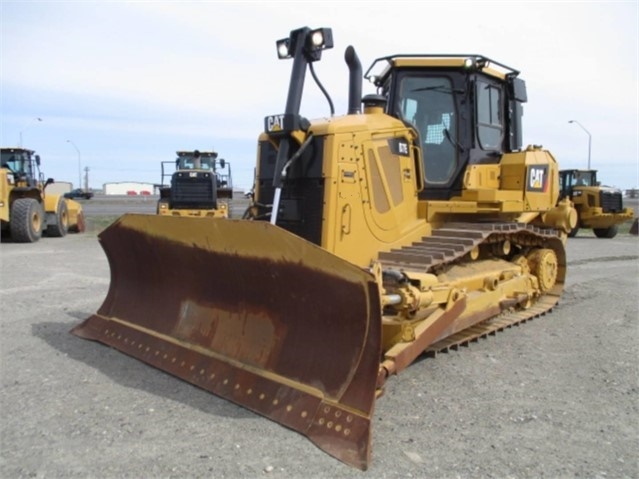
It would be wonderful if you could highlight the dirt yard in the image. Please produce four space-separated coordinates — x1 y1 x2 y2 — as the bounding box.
1 205 637 478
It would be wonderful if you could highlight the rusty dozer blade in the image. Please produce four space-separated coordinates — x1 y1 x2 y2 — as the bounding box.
71 214 382 470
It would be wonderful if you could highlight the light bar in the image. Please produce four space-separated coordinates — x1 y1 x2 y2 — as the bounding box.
275 27 333 61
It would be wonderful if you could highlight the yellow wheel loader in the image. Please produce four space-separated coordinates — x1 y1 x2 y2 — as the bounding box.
72 27 576 470
1 147 85 242
157 150 233 218
559 169 633 238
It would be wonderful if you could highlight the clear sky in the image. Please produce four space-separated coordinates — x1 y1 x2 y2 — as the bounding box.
1 1 637 191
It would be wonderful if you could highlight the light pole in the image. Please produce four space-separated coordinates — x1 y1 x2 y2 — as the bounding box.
568 120 592 170
19 117 43 147
66 140 82 189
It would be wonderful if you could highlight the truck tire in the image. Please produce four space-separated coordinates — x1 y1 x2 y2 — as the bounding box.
46 197 69 237
10 198 44 243
593 225 618 238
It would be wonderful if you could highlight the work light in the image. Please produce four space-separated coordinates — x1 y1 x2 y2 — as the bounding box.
275 27 333 62
276 38 290 59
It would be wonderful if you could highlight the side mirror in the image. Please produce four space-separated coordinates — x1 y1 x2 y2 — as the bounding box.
36 155 41 166
220 159 226 169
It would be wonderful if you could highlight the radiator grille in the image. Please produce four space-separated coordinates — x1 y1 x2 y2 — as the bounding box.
600 191 623 213
170 171 217 209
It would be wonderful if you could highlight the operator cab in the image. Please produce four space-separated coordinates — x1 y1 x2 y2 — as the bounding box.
0 147 41 187
365 55 527 200
176 150 218 170
559 169 598 198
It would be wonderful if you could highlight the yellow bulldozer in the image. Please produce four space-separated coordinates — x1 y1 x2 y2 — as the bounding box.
1 147 85 242
72 27 577 470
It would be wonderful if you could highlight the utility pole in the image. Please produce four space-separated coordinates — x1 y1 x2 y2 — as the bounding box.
84 166 90 191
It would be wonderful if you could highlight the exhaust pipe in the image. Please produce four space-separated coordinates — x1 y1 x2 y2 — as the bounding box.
345 46 362 115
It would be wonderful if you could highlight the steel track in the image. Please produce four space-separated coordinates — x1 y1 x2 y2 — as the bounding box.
377 222 565 355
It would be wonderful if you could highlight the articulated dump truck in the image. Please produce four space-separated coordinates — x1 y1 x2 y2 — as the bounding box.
72 27 577 470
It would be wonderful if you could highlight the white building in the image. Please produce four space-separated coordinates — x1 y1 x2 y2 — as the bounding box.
103 182 156 196
46 181 73 195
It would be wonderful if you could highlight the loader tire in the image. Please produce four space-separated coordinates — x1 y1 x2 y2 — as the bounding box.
567 226 579 238
10 198 44 243
46 198 69 237
593 225 618 239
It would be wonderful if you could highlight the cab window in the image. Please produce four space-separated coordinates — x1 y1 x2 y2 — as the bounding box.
573 171 594 187
476 80 503 150
396 75 458 184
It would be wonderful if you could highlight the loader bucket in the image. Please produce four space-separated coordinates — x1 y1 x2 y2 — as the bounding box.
71 214 382 469
65 199 85 233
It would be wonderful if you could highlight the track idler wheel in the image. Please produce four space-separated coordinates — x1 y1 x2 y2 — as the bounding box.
527 248 558 292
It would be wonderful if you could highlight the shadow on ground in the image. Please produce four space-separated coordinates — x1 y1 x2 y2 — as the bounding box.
31 313 254 420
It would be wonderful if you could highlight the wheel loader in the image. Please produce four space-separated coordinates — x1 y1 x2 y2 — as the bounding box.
559 169 633 238
1 147 85 242
157 150 233 218
71 27 577 470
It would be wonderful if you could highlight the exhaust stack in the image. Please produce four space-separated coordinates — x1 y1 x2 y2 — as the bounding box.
345 46 362 115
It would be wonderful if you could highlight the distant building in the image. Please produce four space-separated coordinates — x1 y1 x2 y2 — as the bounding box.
103 182 156 196
46 181 73 195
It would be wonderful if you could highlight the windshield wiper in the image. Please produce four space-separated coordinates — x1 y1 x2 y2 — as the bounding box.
443 128 464 152
411 85 465 94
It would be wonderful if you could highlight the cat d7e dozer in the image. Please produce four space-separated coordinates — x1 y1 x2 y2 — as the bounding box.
72 27 576 470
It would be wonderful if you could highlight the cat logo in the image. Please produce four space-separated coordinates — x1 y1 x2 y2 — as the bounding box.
527 165 548 192
265 114 285 132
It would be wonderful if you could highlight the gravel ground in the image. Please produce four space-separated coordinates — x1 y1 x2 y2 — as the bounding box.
1 205 637 479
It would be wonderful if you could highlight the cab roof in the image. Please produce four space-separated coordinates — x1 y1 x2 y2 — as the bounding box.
1 147 35 155
176 150 218 159
364 54 520 87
